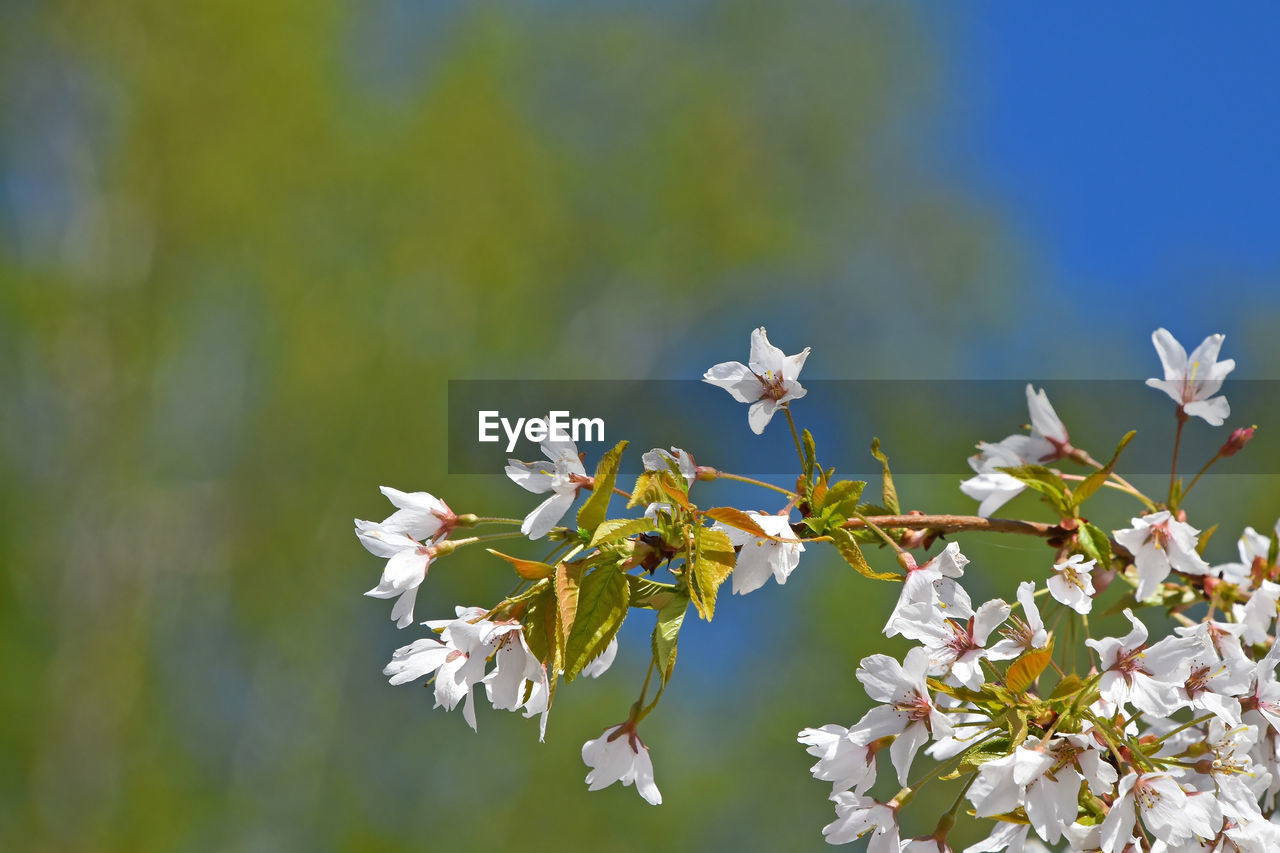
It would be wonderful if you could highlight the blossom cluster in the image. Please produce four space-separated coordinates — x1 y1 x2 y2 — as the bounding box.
351 325 1279 851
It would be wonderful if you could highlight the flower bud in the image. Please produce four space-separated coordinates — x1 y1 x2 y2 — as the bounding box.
1220 425 1256 457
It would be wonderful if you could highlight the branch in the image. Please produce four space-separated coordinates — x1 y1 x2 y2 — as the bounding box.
842 514 1060 538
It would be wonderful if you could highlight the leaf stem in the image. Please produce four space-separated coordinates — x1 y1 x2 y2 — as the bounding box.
783 405 806 471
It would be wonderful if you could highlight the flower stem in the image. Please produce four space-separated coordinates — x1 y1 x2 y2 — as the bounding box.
783 405 806 472
1170 408 1189 506
713 471 797 498
1181 452 1223 501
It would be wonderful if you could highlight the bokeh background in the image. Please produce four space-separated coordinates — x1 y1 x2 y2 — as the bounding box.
4 3 1280 851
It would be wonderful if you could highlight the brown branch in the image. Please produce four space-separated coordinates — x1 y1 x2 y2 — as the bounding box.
842 514 1059 538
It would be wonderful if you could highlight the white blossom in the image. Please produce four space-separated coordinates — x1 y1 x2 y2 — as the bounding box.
1048 554 1097 614
885 542 973 637
702 327 809 434
356 521 434 628
1114 511 1212 601
383 606 496 731
797 724 877 796
852 647 954 783
1145 328 1235 425
988 581 1048 660
716 511 804 595
506 439 589 539
960 384 1072 517
642 446 697 486
1086 609 1194 717
822 794 899 851
581 724 662 805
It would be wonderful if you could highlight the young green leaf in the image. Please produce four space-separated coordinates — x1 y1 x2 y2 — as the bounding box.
652 596 689 685
564 566 630 682
831 528 901 582
1070 430 1136 508
1078 522 1114 569
690 527 736 620
555 560 586 647
589 516 656 548
870 438 900 514
626 575 680 610
577 440 629 534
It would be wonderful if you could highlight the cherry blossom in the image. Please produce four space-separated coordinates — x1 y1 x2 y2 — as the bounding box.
1145 328 1235 425
702 327 809 434
506 439 589 539
1114 511 1212 601
715 511 805 595
581 723 662 805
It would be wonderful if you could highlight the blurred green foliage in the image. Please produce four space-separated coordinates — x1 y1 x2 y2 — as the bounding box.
3 3 1277 851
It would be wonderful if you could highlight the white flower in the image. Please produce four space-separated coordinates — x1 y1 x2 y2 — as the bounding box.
1098 771 1221 852
797 724 878 795
961 821 1032 853
894 598 1010 689
1048 554 1097 615
1217 523 1276 590
482 623 551 739
960 385 1072 517
581 724 661 805
1086 609 1193 717
853 647 954 784
1114 511 1212 601
505 439 589 539
1145 328 1235 425
1173 621 1254 726
822 794 899 851
967 736 1097 845
885 542 973 637
369 486 456 541
356 521 434 628
702 327 809 435
642 446 697 486
383 606 496 731
715 512 804 595
988 581 1049 660
1239 579 1280 647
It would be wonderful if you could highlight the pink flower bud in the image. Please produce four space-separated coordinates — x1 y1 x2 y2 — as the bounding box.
1220 425 1256 457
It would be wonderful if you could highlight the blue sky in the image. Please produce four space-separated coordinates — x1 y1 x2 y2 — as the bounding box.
924 5 1280 370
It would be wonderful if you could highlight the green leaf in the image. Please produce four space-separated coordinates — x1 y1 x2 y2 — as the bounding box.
1078 522 1113 569
703 507 774 539
627 471 655 509
555 560 586 647
1071 431 1136 508
589 516 656 548
997 464 1072 515
577 440 629 535
830 528 901 582
652 596 689 685
521 585 558 665
564 566 629 682
820 479 866 515
870 438 900 514
1049 673 1084 701
690 527 736 620
487 549 555 580
1270 535 1279 570
626 575 679 610
802 428 817 503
